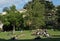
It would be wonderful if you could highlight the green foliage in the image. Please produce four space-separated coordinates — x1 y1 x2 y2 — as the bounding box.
45 1 54 10
0 0 59 30
56 6 60 16
44 0 56 29
24 0 45 29
0 5 23 33
56 6 60 30
3 7 9 12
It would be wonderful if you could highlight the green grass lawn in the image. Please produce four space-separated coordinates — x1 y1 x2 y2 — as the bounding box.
47 30 60 38
0 30 60 41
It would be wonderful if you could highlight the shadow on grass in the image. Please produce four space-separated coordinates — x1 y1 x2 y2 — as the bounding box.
0 38 60 41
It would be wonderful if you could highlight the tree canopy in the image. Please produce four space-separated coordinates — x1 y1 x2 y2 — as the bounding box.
23 0 45 29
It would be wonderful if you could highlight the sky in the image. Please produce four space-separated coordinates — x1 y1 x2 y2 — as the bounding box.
0 0 60 13
52 0 60 6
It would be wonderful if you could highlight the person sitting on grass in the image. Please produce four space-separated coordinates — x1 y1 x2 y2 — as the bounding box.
43 29 50 38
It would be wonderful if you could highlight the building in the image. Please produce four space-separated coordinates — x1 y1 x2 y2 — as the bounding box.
0 12 7 15
18 9 27 13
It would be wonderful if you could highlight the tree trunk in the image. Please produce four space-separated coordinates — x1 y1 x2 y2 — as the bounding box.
12 25 15 34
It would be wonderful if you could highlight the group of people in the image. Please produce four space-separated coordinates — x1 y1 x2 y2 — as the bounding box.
34 29 51 39
32 29 50 38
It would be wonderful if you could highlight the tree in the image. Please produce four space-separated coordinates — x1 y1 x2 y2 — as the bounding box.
24 0 45 29
0 5 22 34
56 6 60 30
3 7 9 12
45 1 54 10
44 0 56 29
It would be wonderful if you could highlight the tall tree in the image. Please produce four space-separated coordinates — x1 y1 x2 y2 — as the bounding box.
24 0 45 29
0 5 22 34
44 0 56 29
56 6 60 30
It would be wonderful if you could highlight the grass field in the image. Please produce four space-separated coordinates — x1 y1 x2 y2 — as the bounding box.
0 30 60 41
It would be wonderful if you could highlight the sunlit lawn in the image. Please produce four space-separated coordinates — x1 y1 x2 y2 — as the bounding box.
0 29 60 41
